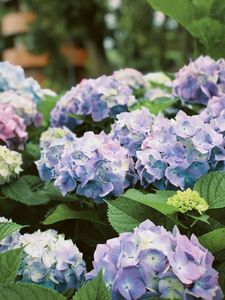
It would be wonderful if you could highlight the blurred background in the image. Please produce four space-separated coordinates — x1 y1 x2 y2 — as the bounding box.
0 0 194 90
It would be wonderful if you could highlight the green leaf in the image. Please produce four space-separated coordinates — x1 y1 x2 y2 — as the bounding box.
73 272 111 300
0 283 66 300
187 213 210 224
194 171 225 209
107 197 153 233
0 248 23 283
199 228 225 253
38 95 60 127
132 98 177 115
0 222 24 242
2 175 50 206
43 204 106 225
124 189 179 216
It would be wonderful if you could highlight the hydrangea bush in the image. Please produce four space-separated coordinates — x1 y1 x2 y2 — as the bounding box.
87 220 223 300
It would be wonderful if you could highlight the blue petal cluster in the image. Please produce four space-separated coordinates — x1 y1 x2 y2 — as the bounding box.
50 75 136 130
173 56 225 106
110 108 154 156
87 220 223 300
136 111 224 190
36 131 137 202
18 229 86 292
0 61 42 104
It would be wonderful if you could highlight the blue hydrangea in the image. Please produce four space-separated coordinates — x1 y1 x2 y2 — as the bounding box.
136 110 224 190
173 56 225 106
0 217 21 253
50 75 136 130
87 219 223 300
110 108 154 156
18 229 86 292
36 131 137 202
0 61 42 104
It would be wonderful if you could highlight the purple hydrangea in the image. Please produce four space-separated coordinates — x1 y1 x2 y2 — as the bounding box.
0 91 42 127
173 56 225 106
36 131 137 202
113 68 145 91
0 103 28 150
110 108 154 156
200 94 225 135
0 61 42 104
87 219 223 300
136 110 224 190
50 75 136 130
18 229 86 292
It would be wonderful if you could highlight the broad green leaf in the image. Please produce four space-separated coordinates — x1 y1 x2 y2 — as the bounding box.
73 272 111 300
132 98 177 115
0 222 24 242
107 197 153 233
194 171 225 209
0 283 65 300
124 189 179 215
187 213 210 224
199 228 225 253
38 95 60 127
2 175 49 205
0 248 23 283
43 204 106 225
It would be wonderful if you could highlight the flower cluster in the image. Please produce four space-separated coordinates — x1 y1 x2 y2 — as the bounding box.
87 219 223 300
136 111 224 190
173 56 225 106
50 75 136 130
0 91 42 127
0 217 21 253
110 108 154 156
113 68 145 91
40 127 76 149
18 229 86 292
200 94 225 135
0 104 28 150
167 188 209 214
0 146 23 185
36 131 137 202
0 61 42 103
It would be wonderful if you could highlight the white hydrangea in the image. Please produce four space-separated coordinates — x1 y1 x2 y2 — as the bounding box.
0 146 22 185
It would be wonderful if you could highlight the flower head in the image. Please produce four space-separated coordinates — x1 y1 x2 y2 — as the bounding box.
167 188 209 214
113 68 145 91
40 127 76 149
0 216 21 253
0 61 42 103
50 75 136 130
18 229 86 292
136 110 224 190
173 56 225 106
0 103 28 150
0 146 22 184
110 108 154 156
36 131 137 202
0 91 42 127
87 220 222 299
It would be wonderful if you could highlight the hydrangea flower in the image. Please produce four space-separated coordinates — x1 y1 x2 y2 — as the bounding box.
167 188 209 214
17 229 86 292
113 68 145 91
0 146 22 185
144 72 173 88
173 56 225 106
87 219 222 300
0 217 21 253
110 108 154 156
0 103 28 150
200 94 225 135
40 127 76 149
136 110 224 190
0 61 42 103
50 75 136 130
0 91 42 127
36 131 137 202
